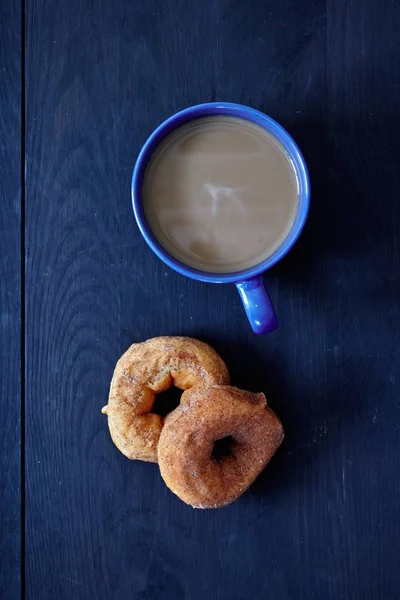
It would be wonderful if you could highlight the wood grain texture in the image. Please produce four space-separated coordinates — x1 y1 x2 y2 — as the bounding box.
25 0 400 599
0 1 21 598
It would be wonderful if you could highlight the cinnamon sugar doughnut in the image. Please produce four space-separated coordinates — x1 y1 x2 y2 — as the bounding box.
158 386 284 508
102 337 229 462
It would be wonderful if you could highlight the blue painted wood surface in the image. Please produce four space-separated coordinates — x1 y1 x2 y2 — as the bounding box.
2 0 400 598
0 2 21 598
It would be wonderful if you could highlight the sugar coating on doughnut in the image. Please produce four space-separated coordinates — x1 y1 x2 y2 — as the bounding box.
102 337 229 462
158 386 284 508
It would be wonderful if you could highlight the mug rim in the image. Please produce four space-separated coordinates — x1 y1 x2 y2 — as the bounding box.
131 102 310 284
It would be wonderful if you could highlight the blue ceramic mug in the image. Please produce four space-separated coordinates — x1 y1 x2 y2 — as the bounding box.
131 102 310 334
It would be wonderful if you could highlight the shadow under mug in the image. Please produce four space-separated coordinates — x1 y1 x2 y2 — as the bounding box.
131 102 310 334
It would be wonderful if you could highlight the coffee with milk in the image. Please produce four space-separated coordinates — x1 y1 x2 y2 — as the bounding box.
143 116 299 274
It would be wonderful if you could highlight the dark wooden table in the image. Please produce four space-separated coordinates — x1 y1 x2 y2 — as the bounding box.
1 0 400 598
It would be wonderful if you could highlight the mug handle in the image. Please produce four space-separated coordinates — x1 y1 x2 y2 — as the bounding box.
236 276 278 334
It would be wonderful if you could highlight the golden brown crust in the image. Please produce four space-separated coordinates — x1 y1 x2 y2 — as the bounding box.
158 386 284 508
102 337 229 462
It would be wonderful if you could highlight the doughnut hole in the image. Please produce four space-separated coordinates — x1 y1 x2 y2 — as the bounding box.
212 436 235 461
152 386 182 417
148 371 185 418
